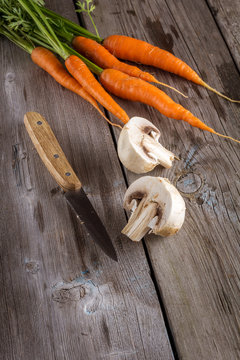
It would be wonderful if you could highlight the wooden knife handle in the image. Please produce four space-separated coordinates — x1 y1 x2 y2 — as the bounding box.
24 112 82 191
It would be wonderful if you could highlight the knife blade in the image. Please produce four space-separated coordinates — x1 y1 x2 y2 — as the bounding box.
24 111 118 262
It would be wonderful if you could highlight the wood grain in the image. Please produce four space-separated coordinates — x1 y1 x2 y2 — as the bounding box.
0 1 173 360
81 0 240 359
207 0 240 71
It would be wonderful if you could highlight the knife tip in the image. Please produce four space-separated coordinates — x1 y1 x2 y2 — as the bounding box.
113 257 118 263
111 252 118 262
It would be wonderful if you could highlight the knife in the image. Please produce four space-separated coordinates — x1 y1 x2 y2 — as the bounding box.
24 111 118 262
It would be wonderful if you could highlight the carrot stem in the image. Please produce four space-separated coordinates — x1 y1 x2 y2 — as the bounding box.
54 28 74 43
26 33 55 52
18 0 69 59
40 6 102 42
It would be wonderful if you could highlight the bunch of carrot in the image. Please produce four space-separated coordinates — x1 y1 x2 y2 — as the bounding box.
0 0 239 144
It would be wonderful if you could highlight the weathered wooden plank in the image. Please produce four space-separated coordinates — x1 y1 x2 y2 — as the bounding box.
0 1 174 359
81 0 240 359
207 0 240 72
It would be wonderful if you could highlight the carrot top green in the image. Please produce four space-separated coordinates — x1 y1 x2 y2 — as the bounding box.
76 0 100 39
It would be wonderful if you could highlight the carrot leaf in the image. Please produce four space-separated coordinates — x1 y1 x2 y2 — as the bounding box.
76 0 100 40
38 6 103 42
1 6 33 32
0 23 34 53
17 0 69 59
1 0 105 73
32 0 45 5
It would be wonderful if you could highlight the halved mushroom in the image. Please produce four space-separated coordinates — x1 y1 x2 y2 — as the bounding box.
117 117 175 174
122 176 185 241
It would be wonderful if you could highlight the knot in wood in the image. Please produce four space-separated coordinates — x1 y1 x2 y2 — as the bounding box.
5 72 15 82
175 171 204 195
52 285 86 303
25 261 40 274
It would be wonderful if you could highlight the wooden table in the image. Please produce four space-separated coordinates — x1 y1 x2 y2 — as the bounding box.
1 1 239 359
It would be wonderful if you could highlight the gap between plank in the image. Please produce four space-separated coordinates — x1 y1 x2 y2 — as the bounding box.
108 123 180 360
205 0 240 75
72 2 179 358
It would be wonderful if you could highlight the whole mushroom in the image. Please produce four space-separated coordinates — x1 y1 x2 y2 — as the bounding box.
117 117 175 174
122 176 185 241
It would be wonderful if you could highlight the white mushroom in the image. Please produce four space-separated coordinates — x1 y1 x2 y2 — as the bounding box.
117 117 175 174
122 176 185 241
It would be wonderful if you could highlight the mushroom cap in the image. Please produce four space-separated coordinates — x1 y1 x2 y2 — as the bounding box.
117 117 174 174
123 176 185 238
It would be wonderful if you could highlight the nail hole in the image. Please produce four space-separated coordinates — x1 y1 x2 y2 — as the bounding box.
37 121 42 125
53 154 59 158
65 172 71 176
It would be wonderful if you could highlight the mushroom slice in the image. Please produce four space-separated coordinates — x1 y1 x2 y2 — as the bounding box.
117 117 175 174
122 176 185 241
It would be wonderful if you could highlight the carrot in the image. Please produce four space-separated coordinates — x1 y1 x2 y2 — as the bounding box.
65 55 129 123
103 35 240 103
17 0 129 126
72 36 187 97
31 47 122 129
99 69 240 143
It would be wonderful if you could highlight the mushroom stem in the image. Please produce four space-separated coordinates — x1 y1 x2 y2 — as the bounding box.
122 176 186 241
122 197 158 241
143 133 175 168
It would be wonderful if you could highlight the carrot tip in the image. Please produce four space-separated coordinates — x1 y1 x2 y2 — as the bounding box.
201 81 240 103
213 131 240 144
101 112 123 129
155 80 188 98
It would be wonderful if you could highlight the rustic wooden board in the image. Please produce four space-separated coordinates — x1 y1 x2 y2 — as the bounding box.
0 1 174 359
207 0 240 71
81 0 240 359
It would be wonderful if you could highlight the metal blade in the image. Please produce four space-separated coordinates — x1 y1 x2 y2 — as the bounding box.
65 188 118 262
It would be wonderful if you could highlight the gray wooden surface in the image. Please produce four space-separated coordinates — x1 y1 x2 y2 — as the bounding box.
0 0 239 359
207 0 240 71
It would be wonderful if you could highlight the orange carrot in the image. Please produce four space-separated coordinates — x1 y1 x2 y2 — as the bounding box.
31 47 122 128
65 55 129 124
103 35 240 103
99 69 240 143
72 36 187 97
